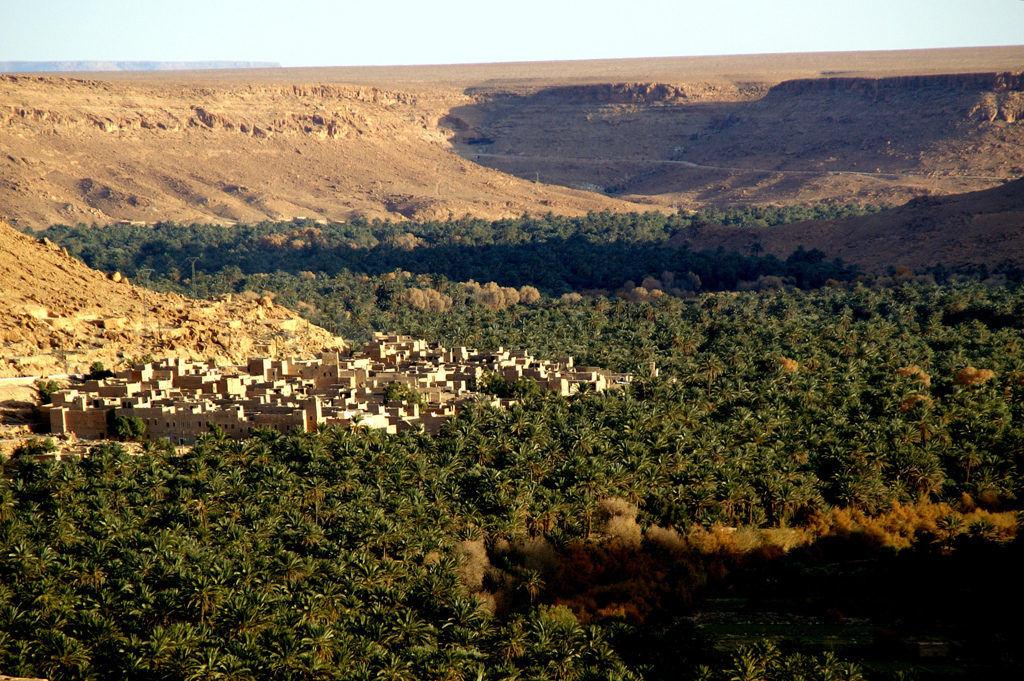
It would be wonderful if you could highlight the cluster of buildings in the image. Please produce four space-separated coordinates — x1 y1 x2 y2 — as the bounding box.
45 334 632 443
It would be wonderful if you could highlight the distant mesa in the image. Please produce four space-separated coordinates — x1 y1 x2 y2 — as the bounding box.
0 61 281 73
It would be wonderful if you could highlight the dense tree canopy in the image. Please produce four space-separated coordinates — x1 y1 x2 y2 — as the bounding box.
42 209 877 296
16 210 1023 679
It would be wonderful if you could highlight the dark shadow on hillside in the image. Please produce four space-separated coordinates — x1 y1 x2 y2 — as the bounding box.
515 531 1024 678
446 74 1020 201
125 235 857 294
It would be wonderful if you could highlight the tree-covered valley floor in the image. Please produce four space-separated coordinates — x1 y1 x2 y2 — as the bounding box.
8 208 1023 680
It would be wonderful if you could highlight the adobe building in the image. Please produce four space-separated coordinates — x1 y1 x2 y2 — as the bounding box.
45 333 631 443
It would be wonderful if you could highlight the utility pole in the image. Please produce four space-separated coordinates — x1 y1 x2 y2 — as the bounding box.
54 346 68 375
186 257 200 299
138 269 153 333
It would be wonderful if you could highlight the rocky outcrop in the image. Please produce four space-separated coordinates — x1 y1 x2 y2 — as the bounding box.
532 82 758 104
0 219 346 378
540 82 690 104
0 67 635 226
193 107 234 130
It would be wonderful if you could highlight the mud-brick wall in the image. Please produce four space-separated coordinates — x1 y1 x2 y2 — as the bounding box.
61 408 114 439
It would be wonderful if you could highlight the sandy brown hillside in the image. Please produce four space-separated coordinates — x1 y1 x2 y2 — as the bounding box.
2 47 1023 228
666 177 1024 273
0 219 344 378
0 75 639 228
455 71 1024 209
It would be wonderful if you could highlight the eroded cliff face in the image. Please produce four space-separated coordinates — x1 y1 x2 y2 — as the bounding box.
770 71 1024 97
0 76 443 139
0 75 640 228
525 81 769 104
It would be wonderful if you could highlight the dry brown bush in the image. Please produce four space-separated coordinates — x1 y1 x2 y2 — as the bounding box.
402 287 452 312
645 525 686 552
779 357 799 373
258 234 289 248
464 280 523 310
953 366 994 386
599 498 642 548
476 282 505 309
456 539 489 592
640 276 663 291
605 516 642 548
519 285 541 303
516 536 560 574
598 497 635 518
616 284 667 303
898 365 932 387
737 275 786 292
617 274 696 302
679 271 701 291
520 500 1020 625
388 232 424 250
900 394 930 413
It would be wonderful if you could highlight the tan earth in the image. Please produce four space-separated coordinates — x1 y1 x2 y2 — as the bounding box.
0 75 639 228
2 46 1023 229
0 218 345 379
666 176 1024 273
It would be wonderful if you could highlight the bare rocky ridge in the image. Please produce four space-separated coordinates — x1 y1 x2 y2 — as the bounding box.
0 219 344 378
3 47 1024 228
666 177 1024 273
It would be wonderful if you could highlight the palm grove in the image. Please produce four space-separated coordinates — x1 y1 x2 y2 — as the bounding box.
3 210 1022 680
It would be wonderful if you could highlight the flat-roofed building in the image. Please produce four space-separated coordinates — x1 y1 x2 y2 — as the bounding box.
44 335 629 441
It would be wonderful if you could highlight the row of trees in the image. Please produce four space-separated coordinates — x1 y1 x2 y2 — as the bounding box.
41 210 871 296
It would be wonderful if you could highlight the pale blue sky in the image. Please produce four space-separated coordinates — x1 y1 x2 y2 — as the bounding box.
2 0 1022 66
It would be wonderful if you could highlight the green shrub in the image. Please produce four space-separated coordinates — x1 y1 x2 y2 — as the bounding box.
35 379 62 405
114 415 146 442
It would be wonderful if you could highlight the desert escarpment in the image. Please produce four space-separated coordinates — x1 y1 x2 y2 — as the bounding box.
1 60 281 72
3 48 1024 227
0 75 640 228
